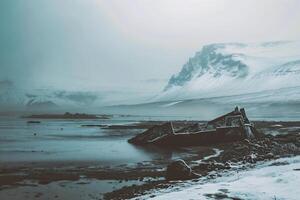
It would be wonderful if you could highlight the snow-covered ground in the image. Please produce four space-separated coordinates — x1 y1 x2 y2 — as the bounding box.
135 156 300 200
160 101 183 108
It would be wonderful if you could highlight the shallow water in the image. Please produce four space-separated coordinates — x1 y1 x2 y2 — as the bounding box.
0 116 179 167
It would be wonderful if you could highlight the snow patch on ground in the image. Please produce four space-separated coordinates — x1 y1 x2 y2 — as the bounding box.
160 101 183 108
193 148 224 164
135 156 300 200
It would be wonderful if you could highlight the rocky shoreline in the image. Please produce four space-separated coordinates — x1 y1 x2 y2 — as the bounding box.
1 120 300 200
104 130 300 200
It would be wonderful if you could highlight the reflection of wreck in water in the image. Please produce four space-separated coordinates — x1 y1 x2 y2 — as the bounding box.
128 107 262 146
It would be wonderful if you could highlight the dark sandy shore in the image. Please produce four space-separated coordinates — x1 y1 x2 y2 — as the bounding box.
1 120 300 200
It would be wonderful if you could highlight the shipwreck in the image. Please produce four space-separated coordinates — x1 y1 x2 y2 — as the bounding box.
128 107 262 146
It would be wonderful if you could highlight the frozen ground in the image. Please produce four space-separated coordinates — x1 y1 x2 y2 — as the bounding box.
136 156 300 200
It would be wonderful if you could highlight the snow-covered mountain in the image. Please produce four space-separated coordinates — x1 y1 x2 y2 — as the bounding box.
159 41 300 100
2 41 300 114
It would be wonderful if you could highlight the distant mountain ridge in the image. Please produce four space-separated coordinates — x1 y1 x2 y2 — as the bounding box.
1 41 300 112
160 41 300 101
0 83 96 112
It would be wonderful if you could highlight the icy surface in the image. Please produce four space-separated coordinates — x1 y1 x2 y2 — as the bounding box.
136 156 300 200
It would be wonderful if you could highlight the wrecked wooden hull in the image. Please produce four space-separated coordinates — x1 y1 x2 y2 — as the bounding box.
128 107 263 147
133 126 256 147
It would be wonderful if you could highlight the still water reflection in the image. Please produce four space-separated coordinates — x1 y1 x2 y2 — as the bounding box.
0 116 181 166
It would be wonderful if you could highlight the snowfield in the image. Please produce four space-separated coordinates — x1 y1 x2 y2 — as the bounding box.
160 41 300 101
160 101 183 108
135 156 300 200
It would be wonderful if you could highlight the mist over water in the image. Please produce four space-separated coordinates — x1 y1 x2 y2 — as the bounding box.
1 0 300 112
0 116 184 166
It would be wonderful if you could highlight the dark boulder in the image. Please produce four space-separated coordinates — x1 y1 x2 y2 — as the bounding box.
165 159 199 180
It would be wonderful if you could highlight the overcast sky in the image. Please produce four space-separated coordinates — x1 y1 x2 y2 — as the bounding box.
1 0 300 103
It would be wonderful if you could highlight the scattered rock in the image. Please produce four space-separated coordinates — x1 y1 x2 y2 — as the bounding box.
243 153 257 164
264 152 275 160
27 121 41 124
194 161 231 172
236 144 249 152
